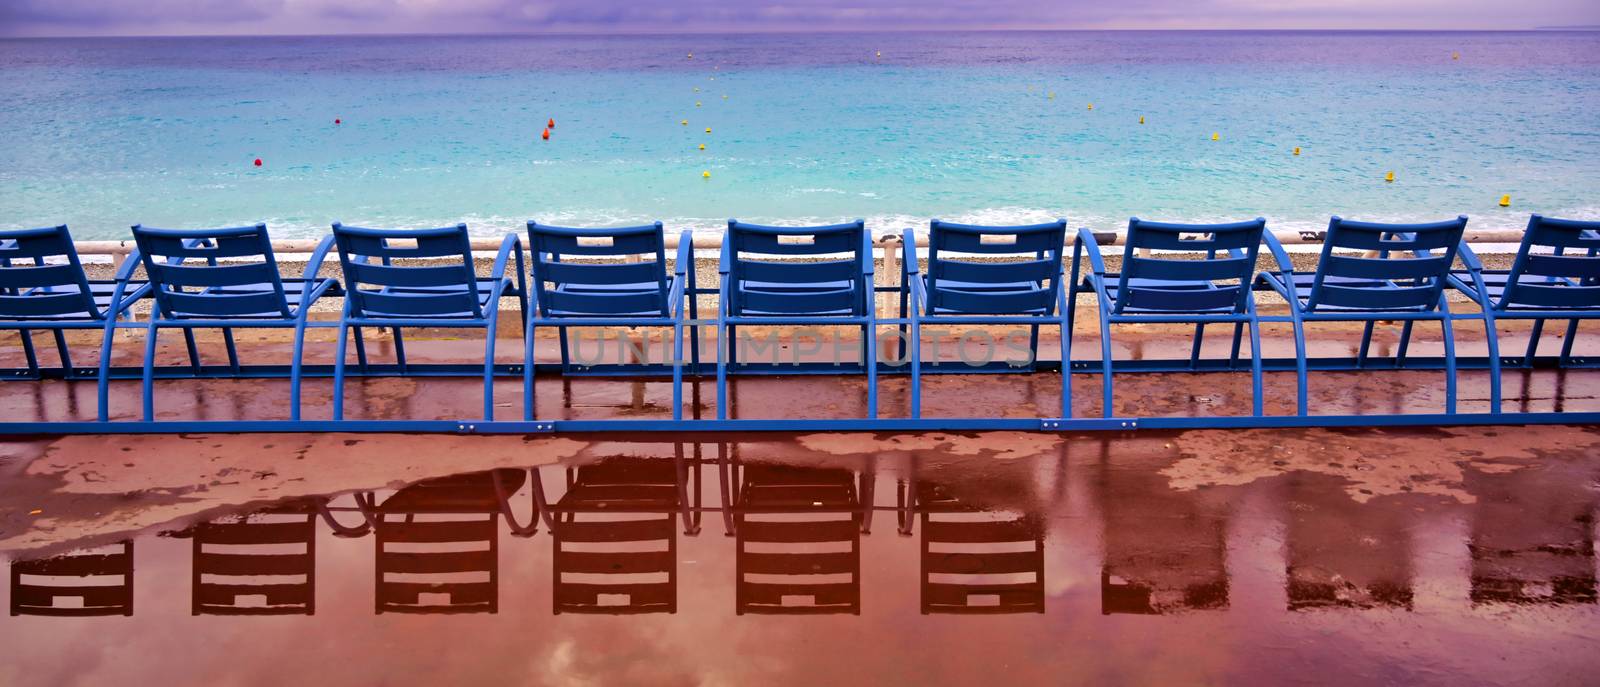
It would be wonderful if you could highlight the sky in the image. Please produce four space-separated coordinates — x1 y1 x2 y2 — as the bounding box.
1 0 1597 37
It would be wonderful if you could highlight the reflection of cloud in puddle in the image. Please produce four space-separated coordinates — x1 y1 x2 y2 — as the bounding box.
796 431 1062 462
1162 427 1600 504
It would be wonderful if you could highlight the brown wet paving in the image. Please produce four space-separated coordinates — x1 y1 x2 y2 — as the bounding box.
1 429 1599 686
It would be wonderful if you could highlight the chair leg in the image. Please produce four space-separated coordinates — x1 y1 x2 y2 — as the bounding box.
1248 319 1264 416
96 324 119 422
352 326 370 371
557 326 571 370
1356 321 1375 367
19 329 39 375
1290 314 1309 416
909 316 922 419
672 322 685 421
1188 323 1205 369
1559 319 1580 365
523 319 538 421
289 319 310 422
1524 319 1545 366
140 321 160 422
393 327 408 373
483 318 500 421
1483 314 1503 414
222 327 240 372
1027 323 1041 372
1229 322 1244 370
1059 314 1073 419
332 323 350 421
716 321 729 420
1440 312 1458 415
864 322 878 418
1098 312 1114 418
1395 320 1415 368
51 329 73 372
181 328 202 373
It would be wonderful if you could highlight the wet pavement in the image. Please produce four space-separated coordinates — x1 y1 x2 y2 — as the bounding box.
2 429 1599 686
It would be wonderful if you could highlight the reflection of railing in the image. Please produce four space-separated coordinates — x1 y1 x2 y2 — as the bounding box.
1469 467 1599 606
190 501 319 616
10 542 134 617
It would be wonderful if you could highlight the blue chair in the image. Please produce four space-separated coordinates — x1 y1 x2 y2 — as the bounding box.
130 223 339 422
903 219 1069 418
1070 218 1267 418
330 222 525 421
0 225 148 421
1450 214 1600 413
1257 215 1472 416
718 220 875 420
524 221 694 421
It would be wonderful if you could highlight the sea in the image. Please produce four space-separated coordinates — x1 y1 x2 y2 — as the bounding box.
1 30 1597 240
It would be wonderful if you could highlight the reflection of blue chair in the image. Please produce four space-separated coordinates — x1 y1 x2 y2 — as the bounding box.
131 223 338 421
524 221 693 421
1071 218 1266 417
717 220 875 419
330 222 525 421
1257 216 1471 415
1450 215 1600 413
903 220 1069 419
0 225 148 421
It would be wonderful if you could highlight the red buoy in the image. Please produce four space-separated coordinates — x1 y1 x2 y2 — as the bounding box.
253 158 262 167
541 128 550 140
547 118 555 128
334 118 341 125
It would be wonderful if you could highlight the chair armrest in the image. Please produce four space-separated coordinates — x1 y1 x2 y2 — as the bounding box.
1456 240 1484 272
490 233 521 280
113 247 143 282
1260 232 1295 275
1073 228 1108 276
861 231 875 277
299 235 336 283
900 228 919 275
718 235 731 275
675 230 693 276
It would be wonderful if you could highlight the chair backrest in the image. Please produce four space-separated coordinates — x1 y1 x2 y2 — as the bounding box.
10 542 134 616
918 482 1044 614
527 221 670 318
725 220 868 317
927 219 1068 315
1305 216 1468 312
1111 218 1264 314
332 222 482 320
0 225 101 320
1499 215 1600 310
133 223 290 319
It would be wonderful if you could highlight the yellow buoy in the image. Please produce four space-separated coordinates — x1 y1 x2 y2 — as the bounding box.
687 53 693 59
722 94 728 99
1087 103 1093 110
680 119 688 126
1499 194 1511 207
1139 116 1144 124
696 101 702 107
1047 92 1054 99
875 51 881 58
1452 51 1460 60
1211 132 1219 141
702 170 711 179
698 143 706 151
1293 146 1301 156
705 127 712 134
1385 171 1395 183
694 87 700 92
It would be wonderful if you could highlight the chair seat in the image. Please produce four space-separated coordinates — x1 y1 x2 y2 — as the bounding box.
1080 275 1243 315
1 280 149 323
352 278 510 319
1450 269 1600 313
161 278 337 319
539 281 671 319
730 280 859 317
1256 272 1437 313
924 275 1054 316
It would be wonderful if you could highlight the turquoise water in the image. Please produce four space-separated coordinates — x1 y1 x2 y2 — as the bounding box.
1 31 1597 239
